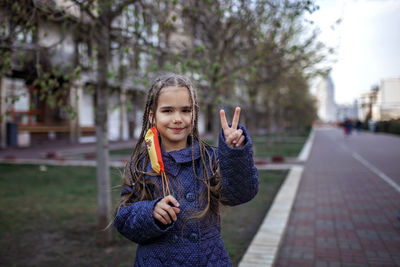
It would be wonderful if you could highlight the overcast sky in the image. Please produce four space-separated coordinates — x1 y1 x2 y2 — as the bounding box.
310 0 400 104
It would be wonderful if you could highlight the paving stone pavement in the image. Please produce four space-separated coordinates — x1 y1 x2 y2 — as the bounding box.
275 128 400 267
0 139 136 160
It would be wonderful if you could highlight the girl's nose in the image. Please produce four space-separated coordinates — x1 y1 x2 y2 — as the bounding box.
173 113 183 123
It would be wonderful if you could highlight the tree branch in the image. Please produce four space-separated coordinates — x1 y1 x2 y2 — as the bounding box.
110 0 139 19
70 0 98 21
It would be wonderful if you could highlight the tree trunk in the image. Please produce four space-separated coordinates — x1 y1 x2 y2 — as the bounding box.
212 107 219 145
69 80 81 143
246 102 257 135
210 83 221 145
119 86 128 140
0 77 6 148
95 23 112 247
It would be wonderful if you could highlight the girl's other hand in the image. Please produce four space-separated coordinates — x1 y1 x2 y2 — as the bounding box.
153 195 180 225
220 107 245 148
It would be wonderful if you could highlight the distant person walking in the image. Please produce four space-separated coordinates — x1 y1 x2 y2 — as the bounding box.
343 118 353 137
355 119 362 133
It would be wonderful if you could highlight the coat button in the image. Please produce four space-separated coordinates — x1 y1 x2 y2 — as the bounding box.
188 233 198 243
172 234 179 243
186 192 195 202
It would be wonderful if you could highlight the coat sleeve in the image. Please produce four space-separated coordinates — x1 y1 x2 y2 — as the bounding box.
218 124 259 206
114 163 174 244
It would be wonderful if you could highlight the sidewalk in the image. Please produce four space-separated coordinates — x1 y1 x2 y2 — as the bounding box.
274 128 400 266
0 139 138 168
0 139 136 160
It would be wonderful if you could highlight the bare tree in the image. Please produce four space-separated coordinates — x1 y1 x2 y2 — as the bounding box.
238 0 331 133
166 0 331 136
1 0 332 248
71 0 145 246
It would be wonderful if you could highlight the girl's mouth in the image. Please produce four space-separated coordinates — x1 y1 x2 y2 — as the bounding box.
170 128 184 133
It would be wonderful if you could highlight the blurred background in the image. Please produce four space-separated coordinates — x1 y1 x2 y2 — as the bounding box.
1 0 399 148
0 0 399 266
0 0 327 148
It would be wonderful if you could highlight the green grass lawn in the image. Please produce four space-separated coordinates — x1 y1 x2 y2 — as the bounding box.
109 149 133 157
0 164 285 266
221 170 286 265
253 137 307 158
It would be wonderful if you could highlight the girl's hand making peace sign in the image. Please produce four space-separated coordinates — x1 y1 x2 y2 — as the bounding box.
220 107 245 148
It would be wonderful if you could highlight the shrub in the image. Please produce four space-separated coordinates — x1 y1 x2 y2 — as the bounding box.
377 119 400 135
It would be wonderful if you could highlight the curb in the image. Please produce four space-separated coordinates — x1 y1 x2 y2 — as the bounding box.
297 129 315 162
238 166 304 267
0 158 125 168
238 129 315 267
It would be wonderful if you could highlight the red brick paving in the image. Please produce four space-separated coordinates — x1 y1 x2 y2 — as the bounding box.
275 129 400 266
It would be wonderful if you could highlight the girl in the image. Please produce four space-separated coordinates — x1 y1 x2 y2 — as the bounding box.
114 73 258 266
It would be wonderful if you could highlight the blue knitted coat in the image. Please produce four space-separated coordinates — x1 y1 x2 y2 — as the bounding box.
114 126 259 266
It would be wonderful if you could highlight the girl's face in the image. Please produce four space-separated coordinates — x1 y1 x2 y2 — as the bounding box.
150 86 193 152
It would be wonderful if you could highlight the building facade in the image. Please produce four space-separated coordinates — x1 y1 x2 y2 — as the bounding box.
372 77 400 121
0 1 143 147
358 78 400 123
315 75 337 122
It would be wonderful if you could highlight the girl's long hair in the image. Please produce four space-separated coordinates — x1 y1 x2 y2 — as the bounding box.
117 73 222 219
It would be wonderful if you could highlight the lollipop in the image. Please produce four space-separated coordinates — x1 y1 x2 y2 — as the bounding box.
145 126 170 197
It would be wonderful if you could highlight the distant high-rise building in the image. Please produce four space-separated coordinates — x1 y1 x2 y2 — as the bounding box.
316 75 337 122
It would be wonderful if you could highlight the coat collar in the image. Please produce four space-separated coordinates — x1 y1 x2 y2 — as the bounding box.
161 139 201 164
144 138 201 178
